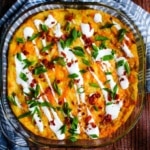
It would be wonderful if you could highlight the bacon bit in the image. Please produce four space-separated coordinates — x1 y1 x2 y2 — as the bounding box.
39 74 45 78
33 120 36 125
49 120 55 126
85 115 92 124
41 59 49 66
45 87 52 94
61 34 68 40
58 98 64 105
123 71 127 75
75 60 78 63
74 79 80 83
67 62 72 67
87 66 94 72
95 92 101 98
82 35 93 48
64 117 71 125
88 95 95 105
90 122 96 128
56 79 61 84
114 94 119 100
22 50 29 55
46 35 52 42
103 114 112 123
52 37 59 43
61 52 66 58
108 94 112 101
65 13 74 21
47 62 55 69
30 79 37 87
120 77 124 82
40 31 46 39
88 92 101 105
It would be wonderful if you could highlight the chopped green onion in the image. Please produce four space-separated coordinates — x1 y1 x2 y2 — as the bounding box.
16 53 22 61
89 83 99 88
92 44 99 59
95 35 109 41
118 28 127 42
59 125 67 134
124 62 130 74
17 111 31 119
33 64 47 75
82 58 90 66
52 56 66 66
53 80 61 96
71 46 85 57
101 23 114 29
42 43 53 52
62 102 72 116
28 33 40 41
102 54 114 61
7 92 17 106
40 24 48 32
68 73 79 79
16 37 24 43
19 72 28 81
89 134 98 139
22 59 34 69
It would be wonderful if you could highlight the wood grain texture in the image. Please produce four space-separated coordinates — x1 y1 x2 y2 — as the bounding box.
0 0 149 150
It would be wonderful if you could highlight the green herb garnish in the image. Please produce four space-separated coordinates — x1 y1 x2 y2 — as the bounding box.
19 72 28 81
118 28 127 42
40 24 48 32
95 35 109 41
16 53 22 61
89 134 98 139
101 23 114 29
52 56 66 66
28 33 40 41
7 92 17 106
42 43 53 52
17 111 31 119
82 58 90 66
16 37 24 43
89 83 99 88
71 46 85 57
62 102 72 116
102 54 114 61
68 73 79 79
53 80 61 96
33 64 47 75
59 124 67 134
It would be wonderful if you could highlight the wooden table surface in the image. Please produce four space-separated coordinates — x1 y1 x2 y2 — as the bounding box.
0 0 150 150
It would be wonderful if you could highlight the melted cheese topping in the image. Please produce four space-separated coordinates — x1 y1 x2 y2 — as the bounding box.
7 9 138 141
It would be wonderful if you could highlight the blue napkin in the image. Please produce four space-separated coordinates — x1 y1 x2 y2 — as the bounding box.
0 0 150 149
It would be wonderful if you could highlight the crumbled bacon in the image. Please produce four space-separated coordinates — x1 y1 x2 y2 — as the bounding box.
49 120 55 126
47 62 55 69
85 115 92 124
22 50 29 55
30 79 37 88
45 87 52 94
64 117 71 125
61 52 66 58
87 66 94 72
120 77 124 82
103 114 112 123
65 13 74 21
90 122 96 128
82 35 93 48
88 92 101 105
